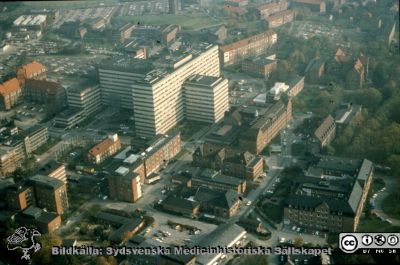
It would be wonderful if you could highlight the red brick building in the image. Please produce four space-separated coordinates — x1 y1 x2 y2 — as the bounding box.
266 9 297 28
242 58 277 78
143 132 181 176
0 78 22 110
109 167 142 203
284 158 373 232
16 61 46 86
5 185 35 210
28 174 69 215
88 134 122 164
291 0 326 13
313 115 336 148
193 143 264 180
220 30 277 66
257 0 289 19
16 206 61 233
238 100 292 154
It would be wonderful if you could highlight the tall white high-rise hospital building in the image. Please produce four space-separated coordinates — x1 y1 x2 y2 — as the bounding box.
99 44 228 137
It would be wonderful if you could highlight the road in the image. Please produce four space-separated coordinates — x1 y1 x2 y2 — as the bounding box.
373 175 400 226
225 112 328 255
57 107 327 256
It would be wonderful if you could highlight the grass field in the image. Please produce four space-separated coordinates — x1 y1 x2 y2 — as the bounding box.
116 13 224 30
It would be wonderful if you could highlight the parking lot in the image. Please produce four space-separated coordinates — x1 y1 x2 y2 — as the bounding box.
34 53 108 84
116 1 169 16
53 6 116 28
5 102 48 130
142 223 205 246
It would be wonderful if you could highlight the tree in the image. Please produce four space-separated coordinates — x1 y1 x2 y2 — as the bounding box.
79 222 89 235
388 155 400 177
372 63 387 88
295 7 312 20
97 256 117 265
322 145 335 155
388 98 400 123
33 234 62 265
294 236 304 247
362 88 382 111
348 88 382 112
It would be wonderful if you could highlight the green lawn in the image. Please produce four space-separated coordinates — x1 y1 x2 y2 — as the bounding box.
116 14 224 30
382 193 400 220
358 216 400 233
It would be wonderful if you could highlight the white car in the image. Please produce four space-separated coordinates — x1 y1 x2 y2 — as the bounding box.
246 201 252 206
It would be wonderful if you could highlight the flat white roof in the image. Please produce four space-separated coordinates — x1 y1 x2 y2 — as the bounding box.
123 154 141 164
115 166 129 176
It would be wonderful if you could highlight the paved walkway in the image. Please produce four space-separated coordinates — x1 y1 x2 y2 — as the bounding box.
374 175 400 226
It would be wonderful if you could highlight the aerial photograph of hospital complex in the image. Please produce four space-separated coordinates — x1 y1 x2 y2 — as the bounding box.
0 0 399 264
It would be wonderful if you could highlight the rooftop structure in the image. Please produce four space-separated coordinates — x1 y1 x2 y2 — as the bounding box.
29 174 65 190
16 61 46 84
285 157 374 232
13 15 46 27
196 224 246 265
314 115 336 148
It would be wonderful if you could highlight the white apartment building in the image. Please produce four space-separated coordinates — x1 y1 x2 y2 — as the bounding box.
183 75 229 124
67 84 101 116
98 60 153 110
131 44 220 136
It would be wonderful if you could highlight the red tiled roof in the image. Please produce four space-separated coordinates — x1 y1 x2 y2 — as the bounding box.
89 138 120 157
0 78 21 96
17 61 45 79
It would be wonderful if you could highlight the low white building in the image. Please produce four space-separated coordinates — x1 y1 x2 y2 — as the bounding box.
196 223 247 265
